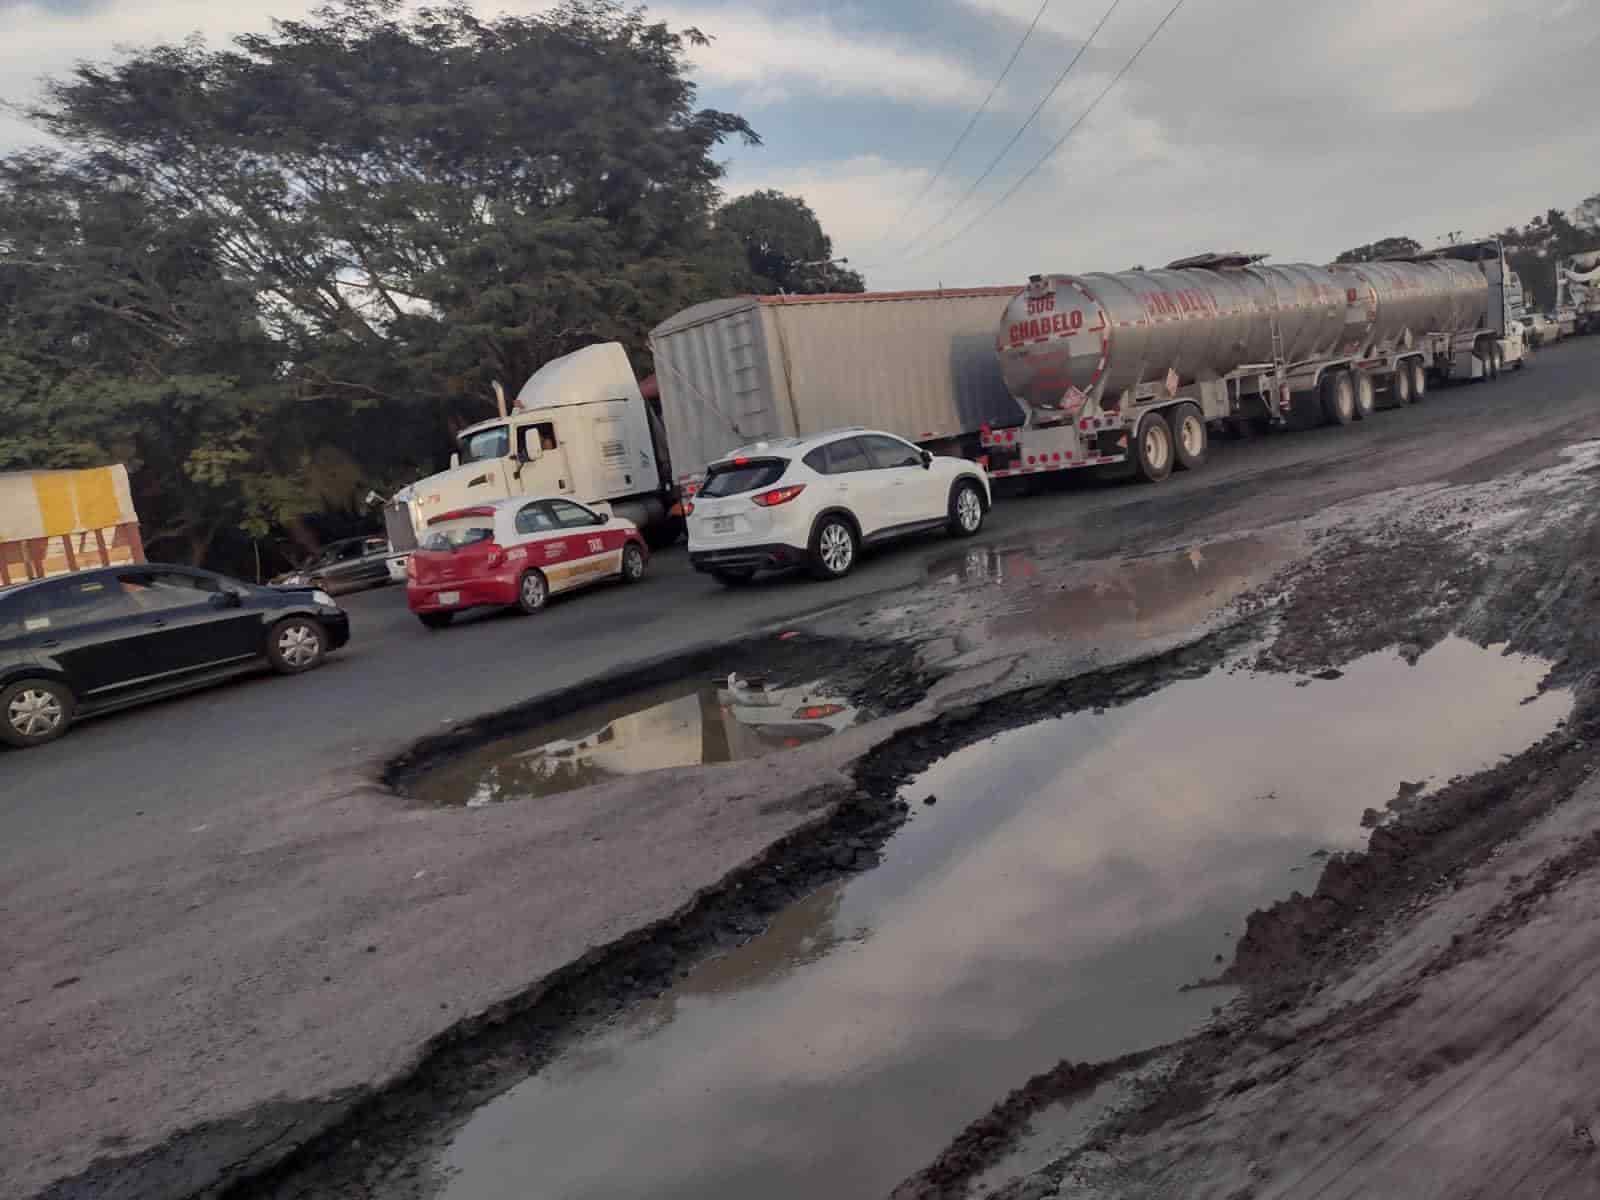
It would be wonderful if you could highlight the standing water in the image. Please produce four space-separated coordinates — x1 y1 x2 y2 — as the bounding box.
433 638 1569 1199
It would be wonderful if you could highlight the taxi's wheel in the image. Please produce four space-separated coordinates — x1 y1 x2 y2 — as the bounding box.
620 542 646 583
418 611 452 630
516 569 549 614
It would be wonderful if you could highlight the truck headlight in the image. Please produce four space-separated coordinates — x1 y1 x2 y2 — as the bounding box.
312 590 336 607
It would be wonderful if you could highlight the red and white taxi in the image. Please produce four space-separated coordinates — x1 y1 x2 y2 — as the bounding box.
406 496 648 629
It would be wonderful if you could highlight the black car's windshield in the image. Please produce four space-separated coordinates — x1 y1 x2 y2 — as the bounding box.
459 425 510 464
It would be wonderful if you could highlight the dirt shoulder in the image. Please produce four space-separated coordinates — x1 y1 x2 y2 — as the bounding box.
896 441 1600 1200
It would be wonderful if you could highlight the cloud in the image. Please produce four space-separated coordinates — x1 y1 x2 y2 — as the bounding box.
727 0 1600 290
656 5 996 109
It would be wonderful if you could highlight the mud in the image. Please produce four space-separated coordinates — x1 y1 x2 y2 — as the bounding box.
414 638 1560 1200
890 442 1600 1199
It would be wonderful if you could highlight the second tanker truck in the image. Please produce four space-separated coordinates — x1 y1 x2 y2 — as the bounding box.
987 238 1526 482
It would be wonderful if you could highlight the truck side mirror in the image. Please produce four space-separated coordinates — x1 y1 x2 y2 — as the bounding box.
921 449 934 469
449 452 460 469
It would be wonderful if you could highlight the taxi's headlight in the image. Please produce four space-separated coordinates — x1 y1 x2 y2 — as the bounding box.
312 589 336 607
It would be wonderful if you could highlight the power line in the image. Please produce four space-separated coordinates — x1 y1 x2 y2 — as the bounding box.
920 0 1192 261
868 0 1054 253
888 0 1124 259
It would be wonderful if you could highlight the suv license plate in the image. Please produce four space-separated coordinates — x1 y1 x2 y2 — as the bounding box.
711 516 735 534
437 590 460 606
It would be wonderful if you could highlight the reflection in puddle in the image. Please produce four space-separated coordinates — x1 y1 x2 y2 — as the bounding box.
434 638 1568 1200
414 677 859 806
929 533 1299 644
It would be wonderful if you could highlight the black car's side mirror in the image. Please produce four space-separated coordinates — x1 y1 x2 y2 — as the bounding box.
920 450 934 469
210 590 243 609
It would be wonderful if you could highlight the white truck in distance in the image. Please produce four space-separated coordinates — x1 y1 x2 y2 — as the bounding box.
1557 249 1600 335
385 344 679 556
990 239 1526 483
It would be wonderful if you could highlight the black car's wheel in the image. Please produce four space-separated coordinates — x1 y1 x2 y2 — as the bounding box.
267 618 327 674
808 515 858 581
948 480 986 537
620 542 647 583
418 611 453 630
0 678 75 749
711 569 756 587
515 569 549 614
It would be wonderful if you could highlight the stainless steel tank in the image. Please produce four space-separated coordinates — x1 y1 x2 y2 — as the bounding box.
998 254 1488 412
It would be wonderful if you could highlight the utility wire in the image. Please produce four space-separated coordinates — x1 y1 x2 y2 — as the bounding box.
920 0 1192 261
888 0 1124 259
869 0 1054 252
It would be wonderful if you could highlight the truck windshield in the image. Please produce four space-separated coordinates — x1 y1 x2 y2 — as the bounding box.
701 458 789 497
459 425 510 464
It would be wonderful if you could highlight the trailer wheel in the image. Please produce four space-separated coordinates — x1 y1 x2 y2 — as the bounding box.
1133 412 1174 483
1410 361 1427 401
1392 365 1414 405
1169 404 1207 470
1320 372 1356 426
1490 345 1504 379
1352 374 1376 420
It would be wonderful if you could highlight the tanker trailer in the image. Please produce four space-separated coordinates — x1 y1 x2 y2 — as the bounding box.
985 240 1521 483
1557 249 1600 335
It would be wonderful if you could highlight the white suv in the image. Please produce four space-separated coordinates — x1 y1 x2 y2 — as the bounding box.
686 429 991 584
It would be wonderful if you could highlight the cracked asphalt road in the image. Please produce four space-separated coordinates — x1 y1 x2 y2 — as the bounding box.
4 338 1599 1199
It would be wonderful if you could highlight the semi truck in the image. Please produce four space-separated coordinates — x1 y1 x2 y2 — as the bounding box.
384 343 680 554
647 288 1027 496
988 239 1526 482
1557 249 1600 335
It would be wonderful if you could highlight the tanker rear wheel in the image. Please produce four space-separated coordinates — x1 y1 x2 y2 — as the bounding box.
1352 373 1376 421
1134 412 1174 483
1392 364 1414 406
1410 361 1427 401
1169 404 1207 471
1320 372 1356 426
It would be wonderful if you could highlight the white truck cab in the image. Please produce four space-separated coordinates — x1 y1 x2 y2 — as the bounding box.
386 344 677 555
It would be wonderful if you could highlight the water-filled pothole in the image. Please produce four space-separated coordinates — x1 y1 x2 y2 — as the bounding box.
412 675 860 806
431 638 1568 1200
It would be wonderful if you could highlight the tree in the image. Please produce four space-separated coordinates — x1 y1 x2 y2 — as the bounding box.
1334 236 1422 264
718 189 865 294
26 0 760 415
0 153 323 566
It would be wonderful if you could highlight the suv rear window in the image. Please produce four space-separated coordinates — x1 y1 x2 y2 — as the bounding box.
700 458 789 497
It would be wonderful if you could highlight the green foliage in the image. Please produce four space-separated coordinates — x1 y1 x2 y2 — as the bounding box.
2 1 871 569
718 189 866 294
1333 236 1422 264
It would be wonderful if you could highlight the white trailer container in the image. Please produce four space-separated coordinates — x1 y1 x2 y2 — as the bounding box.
648 288 1024 492
987 239 1525 483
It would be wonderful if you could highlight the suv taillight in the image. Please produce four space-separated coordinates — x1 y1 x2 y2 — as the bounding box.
752 484 806 507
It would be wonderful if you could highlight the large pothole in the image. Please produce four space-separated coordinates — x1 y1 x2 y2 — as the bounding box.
424 637 1568 1200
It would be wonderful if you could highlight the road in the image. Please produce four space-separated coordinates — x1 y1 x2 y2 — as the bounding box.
5 338 1600 1199
8 342 1597 870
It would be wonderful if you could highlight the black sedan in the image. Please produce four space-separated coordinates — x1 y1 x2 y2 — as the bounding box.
0 565 350 748
273 535 398 594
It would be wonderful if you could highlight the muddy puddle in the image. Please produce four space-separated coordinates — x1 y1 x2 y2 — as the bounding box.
412 675 859 806
431 637 1568 1199
914 532 1300 649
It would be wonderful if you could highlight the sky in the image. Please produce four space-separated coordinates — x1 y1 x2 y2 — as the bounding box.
2 0 1597 291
